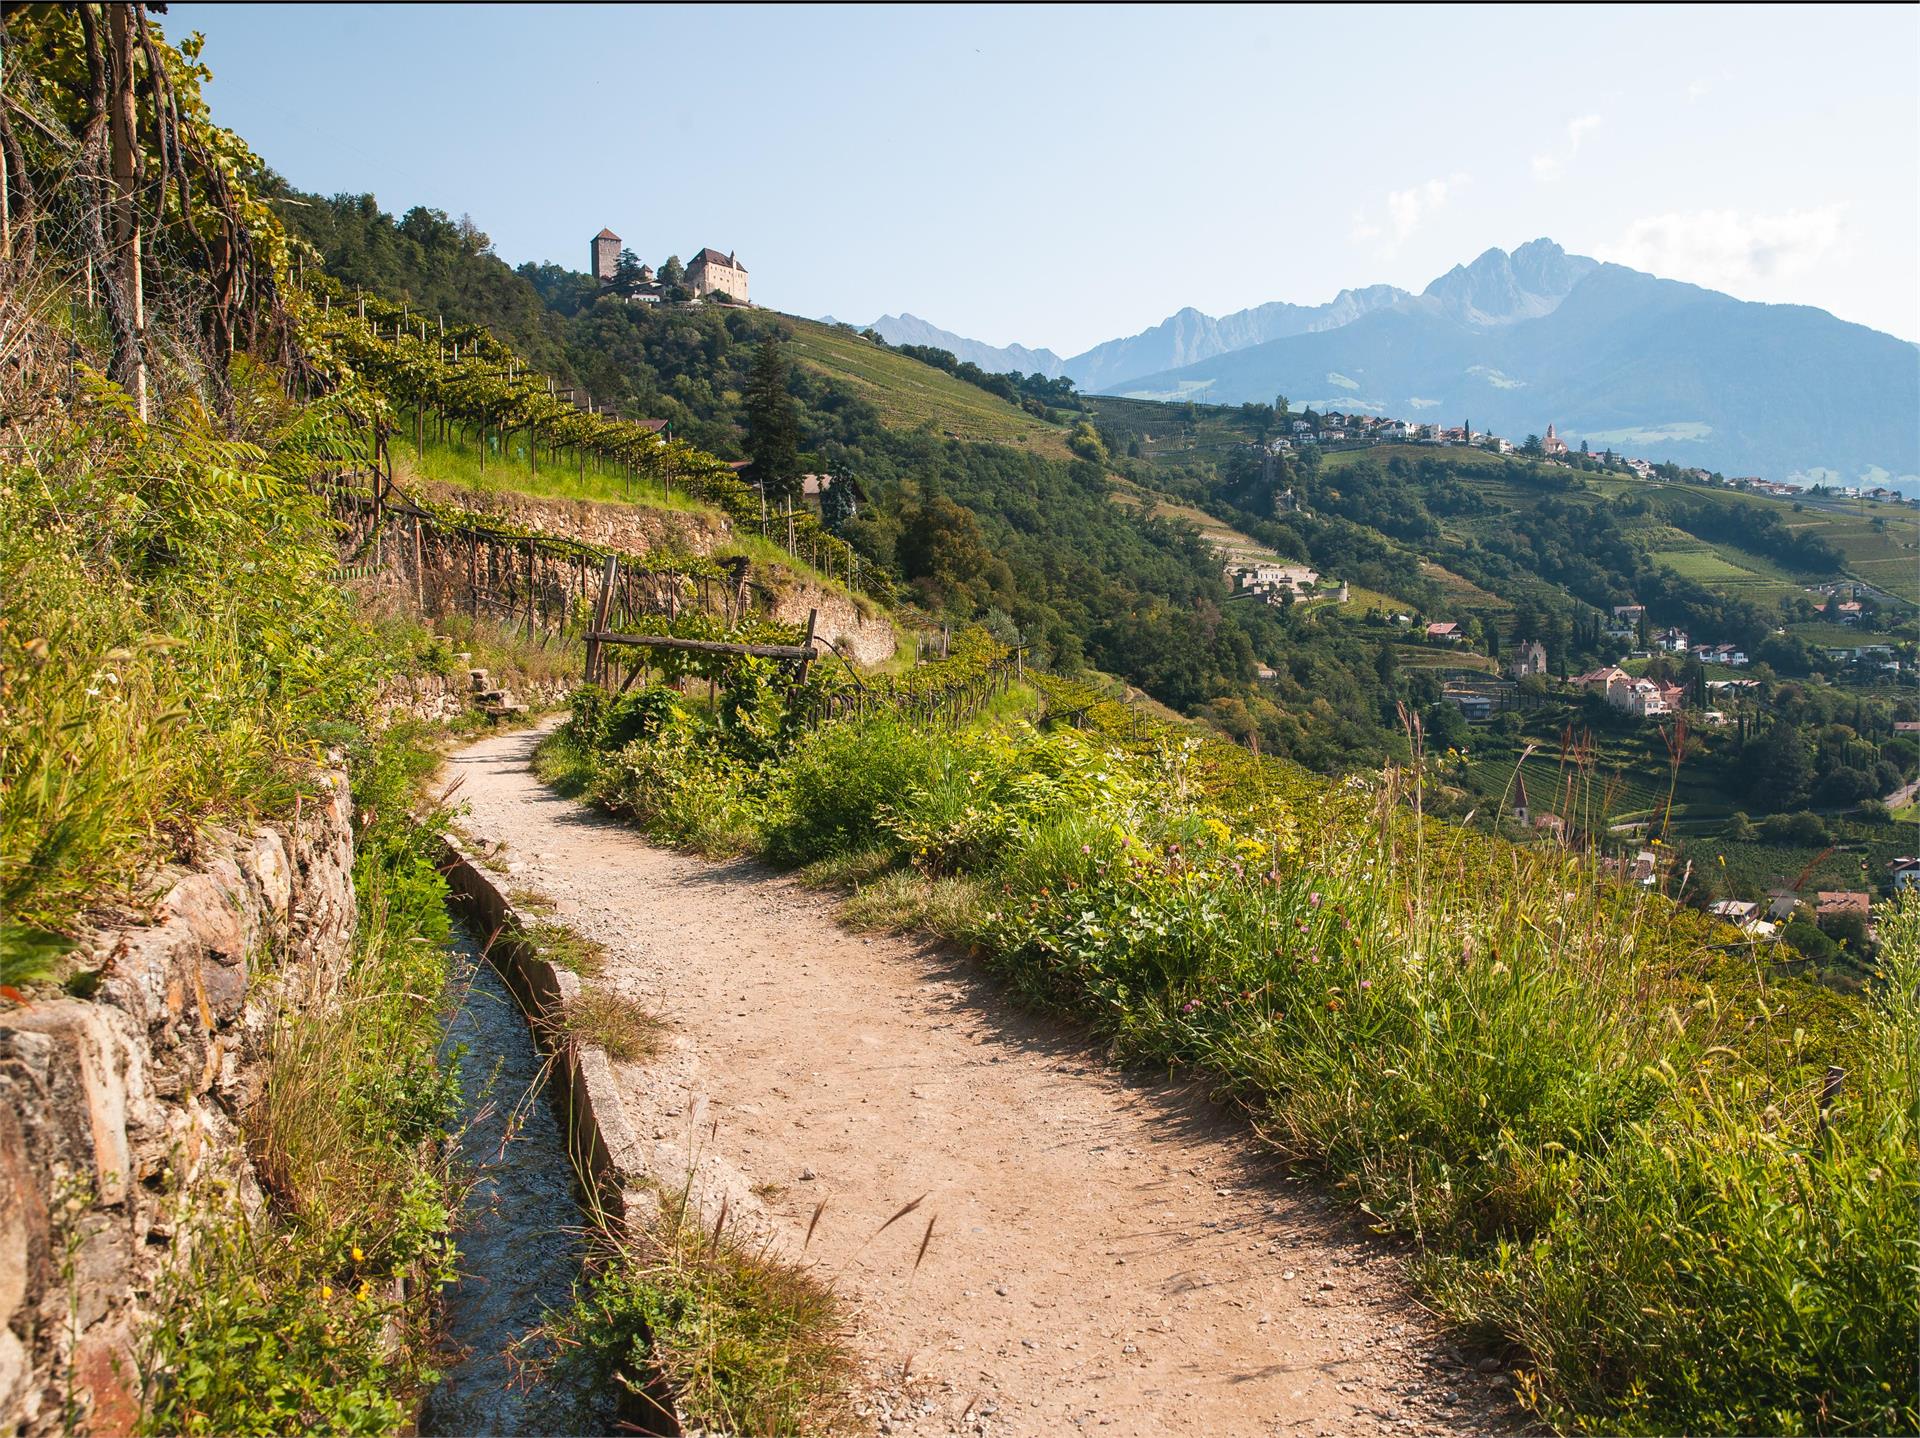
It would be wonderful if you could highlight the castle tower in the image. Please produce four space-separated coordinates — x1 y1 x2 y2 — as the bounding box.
591 228 621 285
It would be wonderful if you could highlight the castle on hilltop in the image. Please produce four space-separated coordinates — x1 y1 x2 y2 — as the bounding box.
590 228 749 305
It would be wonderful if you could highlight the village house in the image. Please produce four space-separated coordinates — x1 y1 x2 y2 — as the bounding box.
686 247 750 303
1425 621 1464 644
1507 638 1548 679
1604 603 1644 640
1816 891 1872 929
1707 898 1776 938
1575 665 1676 718
1574 664 1631 692
1889 858 1920 892
1654 626 1690 654
1690 642 1749 667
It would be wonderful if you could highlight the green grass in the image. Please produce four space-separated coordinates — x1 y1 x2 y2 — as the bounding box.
534 1187 853 1436
397 429 727 517
782 317 1071 457
562 987 668 1063
143 725 464 1436
542 651 1914 1434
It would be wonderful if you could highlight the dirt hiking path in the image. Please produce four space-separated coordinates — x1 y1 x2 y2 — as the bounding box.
446 725 1509 1437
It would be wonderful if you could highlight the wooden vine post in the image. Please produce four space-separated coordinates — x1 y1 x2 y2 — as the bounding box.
525 543 537 637
795 608 818 687
583 554 620 686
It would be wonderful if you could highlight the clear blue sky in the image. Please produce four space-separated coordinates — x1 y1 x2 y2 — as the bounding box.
176 3 1920 354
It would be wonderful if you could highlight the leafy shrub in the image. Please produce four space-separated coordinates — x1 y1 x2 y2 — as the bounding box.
761 715 938 866
1761 810 1832 845
1 375 386 947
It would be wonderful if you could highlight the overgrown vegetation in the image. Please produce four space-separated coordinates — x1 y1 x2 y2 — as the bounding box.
0 367 387 950
1 12 493 1432
141 725 464 1435
534 1186 853 1437
541 641 1916 1436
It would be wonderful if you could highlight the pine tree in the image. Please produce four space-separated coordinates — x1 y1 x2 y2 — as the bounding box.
744 338 800 502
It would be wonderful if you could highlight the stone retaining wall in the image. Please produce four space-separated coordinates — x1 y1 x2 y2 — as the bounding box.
372 669 573 727
0 773 357 1437
419 481 731 558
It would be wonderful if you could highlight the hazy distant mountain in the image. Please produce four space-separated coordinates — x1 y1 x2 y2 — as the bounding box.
1106 250 1920 487
864 313 1066 377
1413 237 1599 326
1061 285 1408 393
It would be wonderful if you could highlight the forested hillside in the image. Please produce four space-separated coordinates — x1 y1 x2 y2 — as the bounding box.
272 193 1319 737
271 191 1920 828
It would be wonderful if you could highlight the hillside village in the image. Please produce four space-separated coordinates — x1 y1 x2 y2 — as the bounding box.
1257 407 1917 506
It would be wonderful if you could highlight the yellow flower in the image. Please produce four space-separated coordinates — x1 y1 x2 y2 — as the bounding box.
1717 855 1726 866
351 1246 364 1263
1650 838 1661 847
321 1284 333 1301
358 1281 372 1302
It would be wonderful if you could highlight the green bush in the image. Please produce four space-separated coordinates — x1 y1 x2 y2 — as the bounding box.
762 715 938 866
1761 810 1832 846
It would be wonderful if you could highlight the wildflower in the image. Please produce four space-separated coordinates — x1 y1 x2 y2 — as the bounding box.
1359 979 1372 990
358 1281 372 1302
1181 999 1200 1013
1717 855 1726 866
1308 891 1322 909
321 1284 333 1301
351 1245 364 1263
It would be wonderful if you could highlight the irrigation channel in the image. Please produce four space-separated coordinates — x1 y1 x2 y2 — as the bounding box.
418 920 609 1436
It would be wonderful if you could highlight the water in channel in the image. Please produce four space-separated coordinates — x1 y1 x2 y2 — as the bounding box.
419 920 608 1436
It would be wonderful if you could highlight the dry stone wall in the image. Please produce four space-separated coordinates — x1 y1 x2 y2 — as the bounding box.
0 773 357 1437
351 481 898 669
418 481 732 558
767 580 899 669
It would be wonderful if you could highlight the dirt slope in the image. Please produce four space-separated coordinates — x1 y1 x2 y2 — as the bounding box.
445 724 1509 1437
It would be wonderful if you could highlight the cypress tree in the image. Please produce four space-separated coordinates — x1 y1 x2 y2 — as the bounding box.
744 337 800 502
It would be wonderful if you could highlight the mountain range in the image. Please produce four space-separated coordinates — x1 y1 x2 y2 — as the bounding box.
860 240 1920 489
